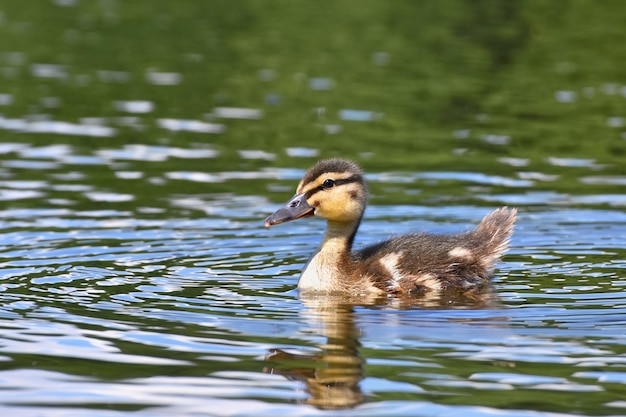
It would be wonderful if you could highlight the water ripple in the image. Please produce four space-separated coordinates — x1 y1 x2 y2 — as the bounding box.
0 146 624 415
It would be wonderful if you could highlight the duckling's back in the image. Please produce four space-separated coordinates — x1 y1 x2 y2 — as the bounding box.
354 207 517 294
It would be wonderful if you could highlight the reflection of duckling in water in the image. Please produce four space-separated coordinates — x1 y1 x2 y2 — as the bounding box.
264 293 505 409
264 300 364 410
265 158 516 297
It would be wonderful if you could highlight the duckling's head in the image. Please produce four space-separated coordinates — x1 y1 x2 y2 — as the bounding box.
265 158 368 227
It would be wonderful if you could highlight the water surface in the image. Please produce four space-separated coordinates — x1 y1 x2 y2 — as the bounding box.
1 1 626 416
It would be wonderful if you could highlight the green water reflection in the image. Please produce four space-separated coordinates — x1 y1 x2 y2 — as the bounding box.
1 0 625 182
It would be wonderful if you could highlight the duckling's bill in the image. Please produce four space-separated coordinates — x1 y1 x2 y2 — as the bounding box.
265 193 315 227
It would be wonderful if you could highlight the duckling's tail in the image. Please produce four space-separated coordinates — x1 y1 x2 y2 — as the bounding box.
473 207 517 272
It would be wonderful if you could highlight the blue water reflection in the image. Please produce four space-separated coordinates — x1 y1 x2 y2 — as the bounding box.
1 177 625 414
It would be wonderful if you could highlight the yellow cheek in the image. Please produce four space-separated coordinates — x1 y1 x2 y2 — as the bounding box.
317 205 344 220
311 193 360 222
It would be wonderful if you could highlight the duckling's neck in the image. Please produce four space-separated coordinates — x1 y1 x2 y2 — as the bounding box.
297 219 360 293
323 219 359 251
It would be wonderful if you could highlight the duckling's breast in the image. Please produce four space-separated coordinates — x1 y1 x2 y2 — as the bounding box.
298 248 385 295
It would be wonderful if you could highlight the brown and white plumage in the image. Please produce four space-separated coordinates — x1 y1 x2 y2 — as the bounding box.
265 158 516 296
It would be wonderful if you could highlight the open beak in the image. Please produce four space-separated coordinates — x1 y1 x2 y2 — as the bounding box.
264 193 315 227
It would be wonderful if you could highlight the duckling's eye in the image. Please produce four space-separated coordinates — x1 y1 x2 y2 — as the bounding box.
322 179 336 189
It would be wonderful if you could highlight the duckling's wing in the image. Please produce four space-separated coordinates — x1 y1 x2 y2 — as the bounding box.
355 208 516 293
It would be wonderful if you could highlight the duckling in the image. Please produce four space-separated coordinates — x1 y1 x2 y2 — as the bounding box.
265 158 516 295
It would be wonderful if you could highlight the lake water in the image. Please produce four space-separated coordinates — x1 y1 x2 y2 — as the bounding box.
1 1 626 416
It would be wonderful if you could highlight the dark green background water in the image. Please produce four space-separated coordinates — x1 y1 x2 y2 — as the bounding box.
1 1 626 416
2 1 626 197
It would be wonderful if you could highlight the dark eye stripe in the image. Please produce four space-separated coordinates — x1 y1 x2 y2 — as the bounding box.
305 175 360 199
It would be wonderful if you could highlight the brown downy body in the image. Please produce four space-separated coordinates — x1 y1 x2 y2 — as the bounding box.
265 158 516 296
